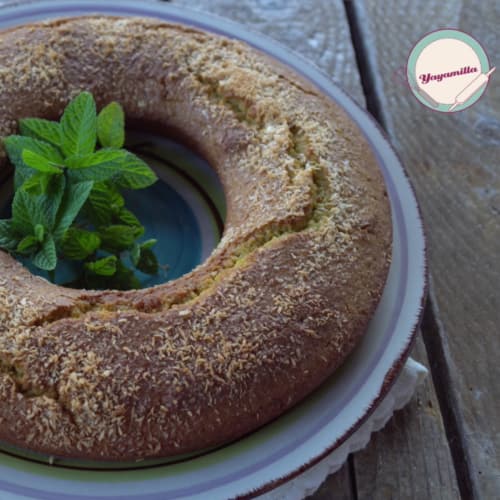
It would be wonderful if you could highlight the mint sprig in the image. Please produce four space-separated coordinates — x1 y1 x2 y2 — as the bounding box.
0 91 160 289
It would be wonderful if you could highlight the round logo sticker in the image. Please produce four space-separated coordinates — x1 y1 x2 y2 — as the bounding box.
407 29 495 112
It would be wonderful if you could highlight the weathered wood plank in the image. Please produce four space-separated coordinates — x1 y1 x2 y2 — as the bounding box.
352 1 500 498
305 463 355 500
354 337 460 500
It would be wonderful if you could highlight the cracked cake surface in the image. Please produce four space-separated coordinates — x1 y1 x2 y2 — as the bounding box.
0 16 391 460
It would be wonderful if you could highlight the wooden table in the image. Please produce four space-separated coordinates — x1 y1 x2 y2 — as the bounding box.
170 1 499 498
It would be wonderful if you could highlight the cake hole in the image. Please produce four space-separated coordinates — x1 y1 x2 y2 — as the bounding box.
0 129 226 289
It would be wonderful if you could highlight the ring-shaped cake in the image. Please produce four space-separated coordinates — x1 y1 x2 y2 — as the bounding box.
0 16 391 461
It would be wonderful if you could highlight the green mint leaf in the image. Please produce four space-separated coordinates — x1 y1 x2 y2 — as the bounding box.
60 91 97 157
117 207 142 228
113 259 141 290
4 135 63 166
14 165 31 191
53 180 94 241
19 118 61 147
85 255 117 276
108 191 125 213
12 175 66 233
84 259 140 290
67 149 156 189
66 148 128 182
130 239 157 269
22 150 62 174
97 102 125 148
113 152 158 189
83 182 124 227
32 236 57 271
16 234 39 255
0 220 18 251
3 135 28 171
11 190 35 234
34 224 45 243
5 135 62 191
21 175 43 195
43 174 67 229
141 238 157 250
22 172 52 195
130 243 141 267
61 227 101 260
136 247 158 275
65 148 126 169
99 224 143 252
4 135 63 188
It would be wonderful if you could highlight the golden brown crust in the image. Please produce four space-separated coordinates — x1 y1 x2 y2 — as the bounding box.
0 16 391 460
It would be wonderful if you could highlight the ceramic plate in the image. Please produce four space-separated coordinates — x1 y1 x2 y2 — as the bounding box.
0 1 426 498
